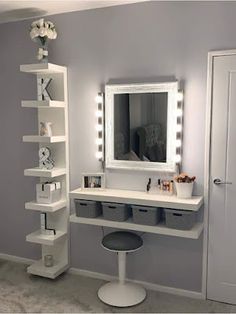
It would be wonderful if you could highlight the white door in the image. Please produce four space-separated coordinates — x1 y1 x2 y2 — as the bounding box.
208 53 236 304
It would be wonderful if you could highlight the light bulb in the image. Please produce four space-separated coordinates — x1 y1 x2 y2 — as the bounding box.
176 139 182 148
95 110 103 118
95 124 103 131
176 124 182 132
95 138 103 145
95 151 103 159
95 95 103 104
176 108 183 117
175 154 181 163
177 91 184 102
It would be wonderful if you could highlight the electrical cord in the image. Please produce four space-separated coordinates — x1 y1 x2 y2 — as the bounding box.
101 226 145 239
139 232 146 238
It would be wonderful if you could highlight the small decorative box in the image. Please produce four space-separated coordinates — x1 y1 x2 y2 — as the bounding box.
36 182 61 204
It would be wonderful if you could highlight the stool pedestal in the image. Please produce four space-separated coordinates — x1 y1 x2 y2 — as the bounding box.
98 281 146 307
98 251 146 307
118 251 126 284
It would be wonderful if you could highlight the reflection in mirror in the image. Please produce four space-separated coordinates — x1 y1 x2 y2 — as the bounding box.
114 93 168 163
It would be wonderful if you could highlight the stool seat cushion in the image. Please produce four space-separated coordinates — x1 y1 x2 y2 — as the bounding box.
102 231 143 252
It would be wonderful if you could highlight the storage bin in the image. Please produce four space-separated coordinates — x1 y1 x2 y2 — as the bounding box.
132 205 161 226
75 199 102 218
164 208 195 230
36 182 61 204
102 202 130 222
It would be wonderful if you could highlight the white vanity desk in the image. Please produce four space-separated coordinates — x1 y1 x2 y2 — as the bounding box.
70 188 204 240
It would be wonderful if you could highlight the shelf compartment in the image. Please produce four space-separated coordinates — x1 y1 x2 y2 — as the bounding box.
25 199 67 213
20 63 66 74
23 135 66 143
70 214 204 239
24 167 66 178
26 230 67 246
21 100 65 108
27 259 69 279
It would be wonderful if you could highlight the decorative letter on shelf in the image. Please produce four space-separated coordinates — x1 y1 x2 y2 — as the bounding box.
37 78 52 101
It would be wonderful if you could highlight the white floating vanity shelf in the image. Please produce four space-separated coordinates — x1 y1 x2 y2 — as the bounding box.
70 188 204 239
70 215 203 239
70 188 203 211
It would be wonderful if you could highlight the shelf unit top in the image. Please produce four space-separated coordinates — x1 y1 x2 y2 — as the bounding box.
70 188 203 211
25 199 67 213
70 214 203 239
27 260 69 279
23 135 66 143
20 63 66 74
21 100 65 108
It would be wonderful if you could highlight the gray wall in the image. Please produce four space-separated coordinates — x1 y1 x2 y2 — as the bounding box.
1 1 236 292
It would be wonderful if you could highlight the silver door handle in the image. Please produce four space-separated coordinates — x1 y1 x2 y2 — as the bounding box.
213 178 232 185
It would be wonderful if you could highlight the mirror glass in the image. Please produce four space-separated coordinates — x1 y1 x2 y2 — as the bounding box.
114 92 168 163
105 82 179 172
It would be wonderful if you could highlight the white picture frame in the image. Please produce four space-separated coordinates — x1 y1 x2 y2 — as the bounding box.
81 173 105 190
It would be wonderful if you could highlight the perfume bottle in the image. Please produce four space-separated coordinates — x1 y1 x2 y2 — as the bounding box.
146 178 151 192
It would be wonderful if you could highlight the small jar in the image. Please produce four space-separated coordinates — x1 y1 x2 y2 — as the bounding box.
44 254 54 267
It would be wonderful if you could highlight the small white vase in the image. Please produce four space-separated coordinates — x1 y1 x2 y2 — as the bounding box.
175 182 194 199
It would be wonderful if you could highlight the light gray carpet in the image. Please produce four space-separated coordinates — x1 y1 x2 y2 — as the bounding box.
0 259 236 313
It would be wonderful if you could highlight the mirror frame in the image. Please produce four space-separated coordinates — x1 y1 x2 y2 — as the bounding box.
105 81 179 172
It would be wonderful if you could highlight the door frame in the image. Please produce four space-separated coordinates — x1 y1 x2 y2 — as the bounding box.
203 49 236 299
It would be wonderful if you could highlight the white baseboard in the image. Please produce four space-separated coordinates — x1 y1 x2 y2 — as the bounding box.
69 267 204 300
69 267 116 281
0 253 33 265
0 253 204 300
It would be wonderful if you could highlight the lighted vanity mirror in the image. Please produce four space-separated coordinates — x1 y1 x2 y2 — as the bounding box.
105 82 179 172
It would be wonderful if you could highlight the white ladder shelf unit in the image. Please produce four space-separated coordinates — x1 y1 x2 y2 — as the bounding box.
21 63 70 279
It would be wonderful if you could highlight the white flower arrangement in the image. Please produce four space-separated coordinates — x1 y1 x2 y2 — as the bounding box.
30 18 57 61
30 18 57 43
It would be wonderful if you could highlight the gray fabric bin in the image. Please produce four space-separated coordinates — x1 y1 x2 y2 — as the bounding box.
132 205 161 226
164 208 195 230
75 199 102 218
102 202 130 222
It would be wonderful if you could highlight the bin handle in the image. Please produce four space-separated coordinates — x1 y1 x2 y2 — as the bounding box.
80 203 87 206
173 213 182 216
139 209 148 212
108 206 116 209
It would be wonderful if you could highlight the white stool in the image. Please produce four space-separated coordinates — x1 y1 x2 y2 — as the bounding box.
98 231 146 307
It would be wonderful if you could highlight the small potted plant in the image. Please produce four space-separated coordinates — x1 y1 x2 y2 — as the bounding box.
30 18 57 62
174 173 196 199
